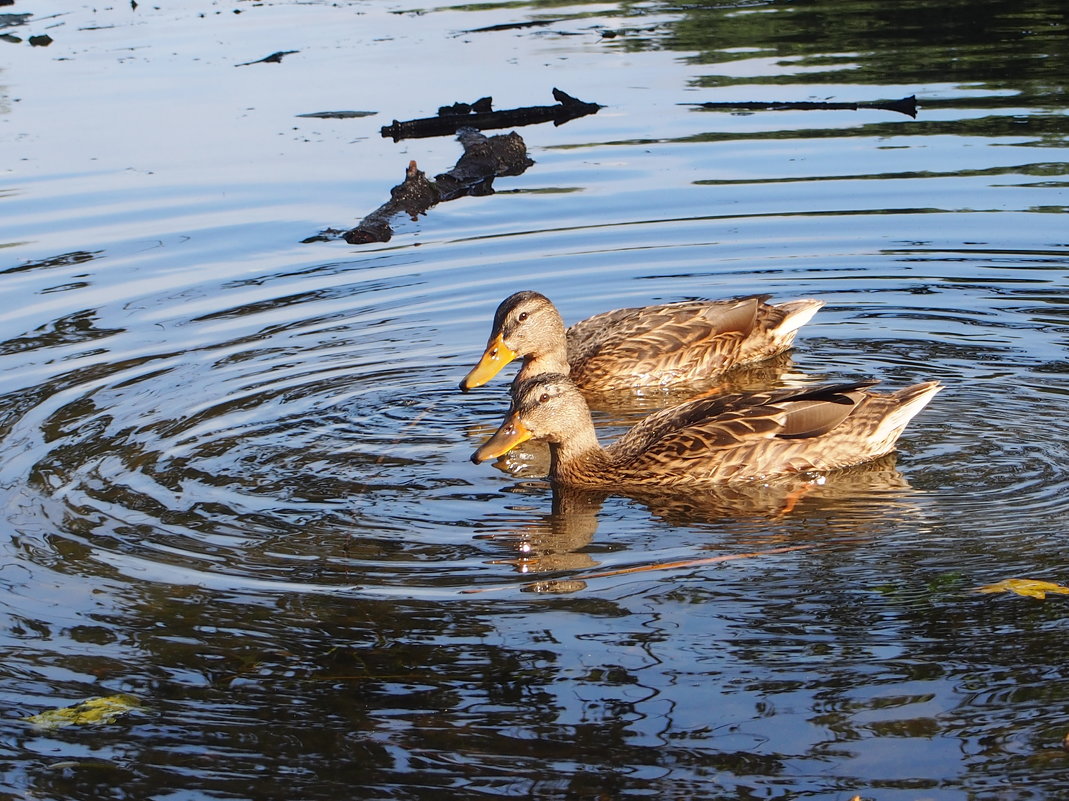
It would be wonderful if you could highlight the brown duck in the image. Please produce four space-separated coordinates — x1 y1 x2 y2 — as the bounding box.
472 373 941 487
459 291 824 392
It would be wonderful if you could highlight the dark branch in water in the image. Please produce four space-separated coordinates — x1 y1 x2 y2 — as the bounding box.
380 88 601 140
462 19 563 33
683 95 918 118
235 50 299 67
296 110 377 119
303 129 534 245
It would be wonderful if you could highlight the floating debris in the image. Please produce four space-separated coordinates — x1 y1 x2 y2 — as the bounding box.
24 694 141 731
976 578 1069 599
296 110 377 119
462 19 563 34
380 88 601 140
305 129 533 245
235 50 298 67
684 95 918 119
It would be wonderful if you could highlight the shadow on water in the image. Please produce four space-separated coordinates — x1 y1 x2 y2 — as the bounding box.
2 0 1069 798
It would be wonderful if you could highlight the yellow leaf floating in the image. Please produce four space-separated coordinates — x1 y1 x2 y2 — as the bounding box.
976 579 1069 600
24 694 141 730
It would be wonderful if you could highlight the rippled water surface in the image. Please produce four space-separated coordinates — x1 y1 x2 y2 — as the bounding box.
3 0 1069 798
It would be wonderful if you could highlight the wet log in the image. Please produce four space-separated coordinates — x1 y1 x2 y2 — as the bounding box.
304 129 534 245
684 95 918 118
380 88 601 141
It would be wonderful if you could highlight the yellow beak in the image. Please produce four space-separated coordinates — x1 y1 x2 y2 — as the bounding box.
459 333 518 391
471 414 533 463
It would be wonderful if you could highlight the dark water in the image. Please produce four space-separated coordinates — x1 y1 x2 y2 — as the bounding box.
2 0 1068 798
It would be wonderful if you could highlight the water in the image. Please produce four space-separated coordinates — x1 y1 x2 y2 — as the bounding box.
2 0 1068 798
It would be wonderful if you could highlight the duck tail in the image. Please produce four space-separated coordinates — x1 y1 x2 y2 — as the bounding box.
770 298 825 337
872 381 943 446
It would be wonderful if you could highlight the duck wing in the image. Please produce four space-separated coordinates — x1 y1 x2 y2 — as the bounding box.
566 297 765 386
608 381 879 477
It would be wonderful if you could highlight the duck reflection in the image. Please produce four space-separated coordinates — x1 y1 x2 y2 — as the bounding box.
476 483 606 577
479 455 918 588
580 351 808 421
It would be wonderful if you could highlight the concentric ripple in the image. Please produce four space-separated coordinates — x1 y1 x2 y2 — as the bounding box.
4 234 1069 601
3 2 1069 796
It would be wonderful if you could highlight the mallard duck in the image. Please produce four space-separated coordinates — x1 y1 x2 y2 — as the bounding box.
459 291 824 392
471 373 941 487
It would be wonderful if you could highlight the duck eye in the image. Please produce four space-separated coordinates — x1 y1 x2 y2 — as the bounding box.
517 312 529 323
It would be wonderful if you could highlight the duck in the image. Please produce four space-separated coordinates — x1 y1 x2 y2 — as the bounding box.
471 373 941 487
459 291 824 393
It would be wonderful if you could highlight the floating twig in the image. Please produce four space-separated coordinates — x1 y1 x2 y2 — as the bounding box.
683 95 918 118
296 110 377 119
235 50 298 67
380 88 601 140
462 19 564 33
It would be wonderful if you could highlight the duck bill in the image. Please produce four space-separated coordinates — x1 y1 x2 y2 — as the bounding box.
459 334 517 391
471 415 532 463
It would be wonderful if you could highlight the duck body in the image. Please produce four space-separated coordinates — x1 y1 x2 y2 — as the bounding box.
472 373 942 488
460 291 824 393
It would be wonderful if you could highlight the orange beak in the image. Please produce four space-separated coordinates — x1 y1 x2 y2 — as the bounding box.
459 333 518 391
471 414 533 463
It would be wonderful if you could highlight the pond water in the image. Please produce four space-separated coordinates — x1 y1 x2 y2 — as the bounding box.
2 0 1068 798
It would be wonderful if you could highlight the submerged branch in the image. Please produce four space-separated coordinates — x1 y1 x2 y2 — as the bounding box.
684 95 918 118
303 129 534 245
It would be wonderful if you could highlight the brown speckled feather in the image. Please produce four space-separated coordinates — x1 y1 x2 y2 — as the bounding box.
475 374 942 487
566 298 761 388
